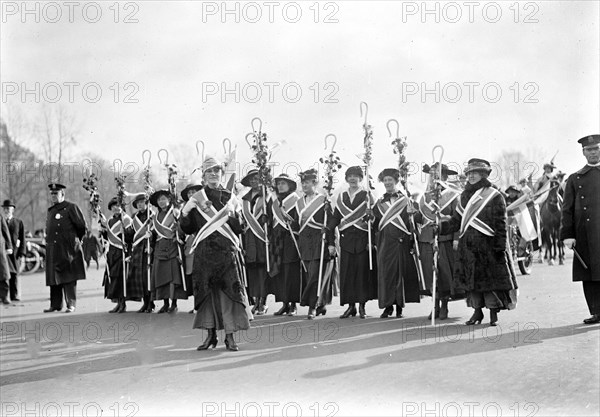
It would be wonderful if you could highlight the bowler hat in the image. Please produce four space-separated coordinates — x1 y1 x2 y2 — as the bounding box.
1 199 15 208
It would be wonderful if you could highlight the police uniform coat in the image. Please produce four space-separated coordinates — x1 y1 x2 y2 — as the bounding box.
45 200 87 286
560 165 600 282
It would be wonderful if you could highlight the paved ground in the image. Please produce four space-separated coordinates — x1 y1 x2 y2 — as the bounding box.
1 252 598 417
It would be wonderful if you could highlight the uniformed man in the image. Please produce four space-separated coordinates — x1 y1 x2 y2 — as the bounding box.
560 134 600 324
2 200 25 302
44 183 87 313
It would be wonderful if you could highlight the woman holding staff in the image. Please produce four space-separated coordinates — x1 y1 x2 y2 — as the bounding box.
180 156 250 352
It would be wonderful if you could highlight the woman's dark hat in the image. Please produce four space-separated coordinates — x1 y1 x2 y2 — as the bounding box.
180 184 203 202
273 173 297 192
377 168 400 182
423 162 458 176
241 169 259 187
464 158 492 174
149 189 172 207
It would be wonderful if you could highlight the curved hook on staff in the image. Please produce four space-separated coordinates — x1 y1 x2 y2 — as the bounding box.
112 158 123 176
359 102 369 126
387 119 400 139
432 145 445 167
223 138 232 156
157 148 169 165
324 134 337 152
251 117 262 135
141 149 152 167
245 132 256 148
195 140 205 161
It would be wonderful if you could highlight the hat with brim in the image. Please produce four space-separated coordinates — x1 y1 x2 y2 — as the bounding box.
241 169 259 187
273 173 297 192
131 193 147 209
505 185 520 194
149 190 172 207
299 169 318 182
345 166 364 180
201 156 224 174
377 168 400 182
107 197 122 211
1 199 15 208
578 134 600 148
464 158 492 174
543 163 556 171
180 184 203 202
423 163 458 176
48 183 66 191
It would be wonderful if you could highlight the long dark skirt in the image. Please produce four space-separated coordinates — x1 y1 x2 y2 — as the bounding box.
270 261 302 303
152 257 188 300
300 259 333 308
467 290 514 310
377 233 421 309
193 289 250 332
124 245 146 300
339 249 377 304
419 240 465 299
103 246 142 301
247 263 268 298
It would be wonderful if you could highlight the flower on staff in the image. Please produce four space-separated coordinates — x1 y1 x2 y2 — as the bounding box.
250 132 273 188
320 151 342 196
83 173 101 217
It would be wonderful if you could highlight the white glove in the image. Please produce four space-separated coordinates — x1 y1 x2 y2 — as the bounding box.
563 238 575 249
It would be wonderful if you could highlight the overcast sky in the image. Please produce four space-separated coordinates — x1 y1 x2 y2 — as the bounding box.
1 1 599 192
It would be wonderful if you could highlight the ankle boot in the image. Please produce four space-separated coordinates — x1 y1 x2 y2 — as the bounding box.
380 306 393 318
168 300 178 313
489 308 499 326
157 299 169 314
427 298 441 320
466 308 484 325
359 303 366 319
396 304 403 318
439 298 449 320
287 302 297 316
197 328 218 350
340 304 357 319
274 303 289 316
117 299 127 313
224 333 239 351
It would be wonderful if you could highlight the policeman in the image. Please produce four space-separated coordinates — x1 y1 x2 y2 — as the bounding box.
561 135 600 324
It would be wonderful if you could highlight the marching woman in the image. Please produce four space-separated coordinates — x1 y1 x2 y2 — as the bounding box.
179 183 203 314
417 163 462 320
240 169 270 315
129 194 155 313
100 197 135 313
291 169 334 320
180 157 250 351
327 166 377 319
268 173 302 316
149 189 188 313
440 158 518 326
372 168 422 318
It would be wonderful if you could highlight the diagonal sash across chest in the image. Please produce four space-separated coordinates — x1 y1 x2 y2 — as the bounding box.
377 195 410 234
190 189 241 252
153 206 176 240
419 183 461 227
272 192 299 229
457 187 500 238
337 192 368 231
242 193 267 242
297 194 326 233
132 214 152 247
107 214 132 249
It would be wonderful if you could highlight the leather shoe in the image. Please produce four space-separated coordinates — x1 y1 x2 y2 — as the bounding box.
168 305 178 313
380 306 393 318
1 298 10 305
157 304 169 314
583 314 600 324
109 304 120 313
65 306 75 313
43 307 61 313
316 305 327 316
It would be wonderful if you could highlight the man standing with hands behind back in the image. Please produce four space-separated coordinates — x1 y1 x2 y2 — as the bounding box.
2 199 25 302
44 183 87 313
561 134 600 324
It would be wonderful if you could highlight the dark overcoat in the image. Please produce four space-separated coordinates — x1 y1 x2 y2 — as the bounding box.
560 165 600 282
6 216 25 274
441 179 517 293
0 215 12 283
45 201 87 286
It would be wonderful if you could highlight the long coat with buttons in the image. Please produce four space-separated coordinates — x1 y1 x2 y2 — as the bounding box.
560 165 600 282
45 200 87 286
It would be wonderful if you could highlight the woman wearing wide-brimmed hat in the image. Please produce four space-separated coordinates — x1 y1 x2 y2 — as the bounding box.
178 183 203 313
416 163 464 320
100 197 135 313
268 173 302 316
149 189 188 313
327 166 377 319
440 158 518 326
180 156 250 351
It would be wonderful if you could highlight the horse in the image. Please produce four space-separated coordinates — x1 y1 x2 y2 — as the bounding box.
540 180 565 265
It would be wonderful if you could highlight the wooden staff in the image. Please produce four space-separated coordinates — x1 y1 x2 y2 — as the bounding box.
429 145 445 326
360 102 374 270
141 149 153 292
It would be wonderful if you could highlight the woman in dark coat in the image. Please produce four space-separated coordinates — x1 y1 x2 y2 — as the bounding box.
180 157 250 351
128 194 155 313
372 168 422 318
178 184 203 314
441 158 518 326
417 163 463 320
328 166 377 319
149 190 188 313
100 197 135 313
268 173 302 316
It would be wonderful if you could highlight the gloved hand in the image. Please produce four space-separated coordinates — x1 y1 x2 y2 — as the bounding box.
563 238 575 249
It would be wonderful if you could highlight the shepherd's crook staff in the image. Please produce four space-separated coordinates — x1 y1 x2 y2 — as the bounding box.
246 117 272 273
114 163 128 299
318 134 341 298
141 149 154 292
360 102 374 270
429 145 445 326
